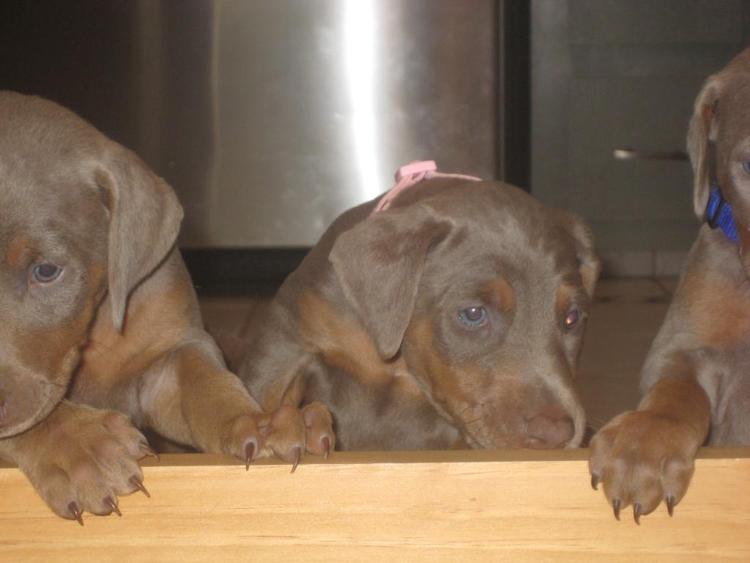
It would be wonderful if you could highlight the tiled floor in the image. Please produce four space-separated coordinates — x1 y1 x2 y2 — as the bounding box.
577 278 675 432
199 277 677 434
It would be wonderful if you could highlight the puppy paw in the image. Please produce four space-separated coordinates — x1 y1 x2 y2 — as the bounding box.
17 406 152 523
220 412 265 470
589 410 700 524
301 402 335 458
258 402 336 471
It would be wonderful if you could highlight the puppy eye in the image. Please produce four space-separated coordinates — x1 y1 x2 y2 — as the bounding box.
743 161 750 174
563 309 581 330
31 263 63 284
458 306 488 328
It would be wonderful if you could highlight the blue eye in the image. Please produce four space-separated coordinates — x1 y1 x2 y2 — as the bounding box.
31 263 63 284
743 161 750 174
458 306 488 328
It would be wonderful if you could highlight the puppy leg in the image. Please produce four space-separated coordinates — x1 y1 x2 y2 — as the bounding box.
137 341 266 465
0 401 151 523
589 372 710 523
135 334 335 471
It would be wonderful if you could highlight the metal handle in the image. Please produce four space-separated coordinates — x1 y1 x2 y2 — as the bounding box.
613 147 688 161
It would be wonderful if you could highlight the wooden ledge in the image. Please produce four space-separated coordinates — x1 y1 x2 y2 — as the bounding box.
1 448 749 561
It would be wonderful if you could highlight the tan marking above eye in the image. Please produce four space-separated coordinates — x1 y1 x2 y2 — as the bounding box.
555 283 575 317
481 277 515 313
5 237 32 269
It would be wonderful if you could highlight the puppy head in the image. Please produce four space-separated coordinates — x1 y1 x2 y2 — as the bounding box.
0 92 182 437
330 181 598 449
688 48 750 271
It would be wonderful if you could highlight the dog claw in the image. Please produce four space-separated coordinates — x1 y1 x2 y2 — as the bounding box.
633 503 641 525
290 447 302 473
68 501 84 526
105 496 122 517
321 436 331 460
140 445 160 462
245 441 256 471
590 474 599 491
612 498 621 521
666 495 675 517
129 476 151 498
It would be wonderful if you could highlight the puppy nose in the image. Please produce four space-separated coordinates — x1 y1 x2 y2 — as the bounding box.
525 412 574 448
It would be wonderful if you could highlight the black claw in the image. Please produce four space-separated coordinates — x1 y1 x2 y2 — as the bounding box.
105 496 122 517
245 441 256 471
612 498 621 521
666 495 675 517
68 501 84 526
321 436 331 460
590 474 599 491
129 476 151 498
633 503 641 525
290 446 302 474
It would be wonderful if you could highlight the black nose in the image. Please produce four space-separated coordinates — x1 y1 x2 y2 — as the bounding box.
525 412 574 448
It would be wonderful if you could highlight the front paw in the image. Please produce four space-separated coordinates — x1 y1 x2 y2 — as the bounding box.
589 410 700 523
258 402 336 471
17 406 153 523
219 412 265 469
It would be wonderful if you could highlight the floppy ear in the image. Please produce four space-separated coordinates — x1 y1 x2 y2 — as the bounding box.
329 206 453 360
554 210 601 298
687 77 721 218
96 148 184 331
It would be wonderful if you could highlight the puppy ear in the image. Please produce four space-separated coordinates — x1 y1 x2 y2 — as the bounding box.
554 210 601 298
329 206 453 360
687 77 721 218
97 148 184 332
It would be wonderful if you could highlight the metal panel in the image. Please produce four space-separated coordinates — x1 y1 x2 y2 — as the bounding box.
131 0 498 247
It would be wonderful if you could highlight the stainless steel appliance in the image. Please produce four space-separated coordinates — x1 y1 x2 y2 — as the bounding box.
0 0 530 288
0 0 525 268
132 0 503 247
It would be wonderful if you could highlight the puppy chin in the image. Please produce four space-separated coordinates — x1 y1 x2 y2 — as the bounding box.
0 382 68 439
0 400 64 439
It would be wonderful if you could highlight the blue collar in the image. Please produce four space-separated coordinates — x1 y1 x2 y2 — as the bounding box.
705 186 738 243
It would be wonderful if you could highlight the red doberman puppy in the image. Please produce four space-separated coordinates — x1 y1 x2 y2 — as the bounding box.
0 92 309 523
232 162 600 452
590 48 750 524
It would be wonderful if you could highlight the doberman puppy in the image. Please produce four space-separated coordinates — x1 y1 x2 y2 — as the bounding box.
231 162 601 452
590 48 750 524
0 92 309 523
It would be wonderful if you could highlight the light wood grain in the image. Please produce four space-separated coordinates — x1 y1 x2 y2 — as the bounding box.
1 448 748 562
